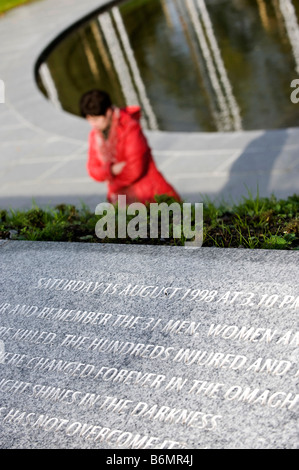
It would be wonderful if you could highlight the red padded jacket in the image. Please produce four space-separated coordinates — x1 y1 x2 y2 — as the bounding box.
86 106 181 205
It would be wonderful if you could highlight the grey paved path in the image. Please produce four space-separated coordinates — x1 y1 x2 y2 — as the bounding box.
0 0 298 211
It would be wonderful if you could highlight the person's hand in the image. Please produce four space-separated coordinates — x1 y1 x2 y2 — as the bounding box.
111 161 126 175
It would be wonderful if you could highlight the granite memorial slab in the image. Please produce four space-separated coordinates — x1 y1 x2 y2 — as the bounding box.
0 240 298 449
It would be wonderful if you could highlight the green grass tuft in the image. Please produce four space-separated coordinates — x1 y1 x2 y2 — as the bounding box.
0 0 41 14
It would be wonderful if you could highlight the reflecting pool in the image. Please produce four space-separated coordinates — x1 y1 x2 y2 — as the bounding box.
36 0 299 132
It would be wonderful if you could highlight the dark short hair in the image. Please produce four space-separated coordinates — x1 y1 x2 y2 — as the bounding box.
79 89 112 117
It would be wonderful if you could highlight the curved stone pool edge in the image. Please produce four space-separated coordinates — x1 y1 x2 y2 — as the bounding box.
0 0 298 211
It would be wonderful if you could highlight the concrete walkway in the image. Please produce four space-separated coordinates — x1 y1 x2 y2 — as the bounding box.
0 0 298 211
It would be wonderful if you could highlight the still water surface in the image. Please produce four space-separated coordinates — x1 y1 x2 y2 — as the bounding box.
37 0 299 132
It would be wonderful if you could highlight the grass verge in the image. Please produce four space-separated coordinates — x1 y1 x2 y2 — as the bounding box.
0 193 298 249
0 0 40 14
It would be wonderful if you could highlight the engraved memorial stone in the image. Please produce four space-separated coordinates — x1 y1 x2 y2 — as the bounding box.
0 241 298 449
